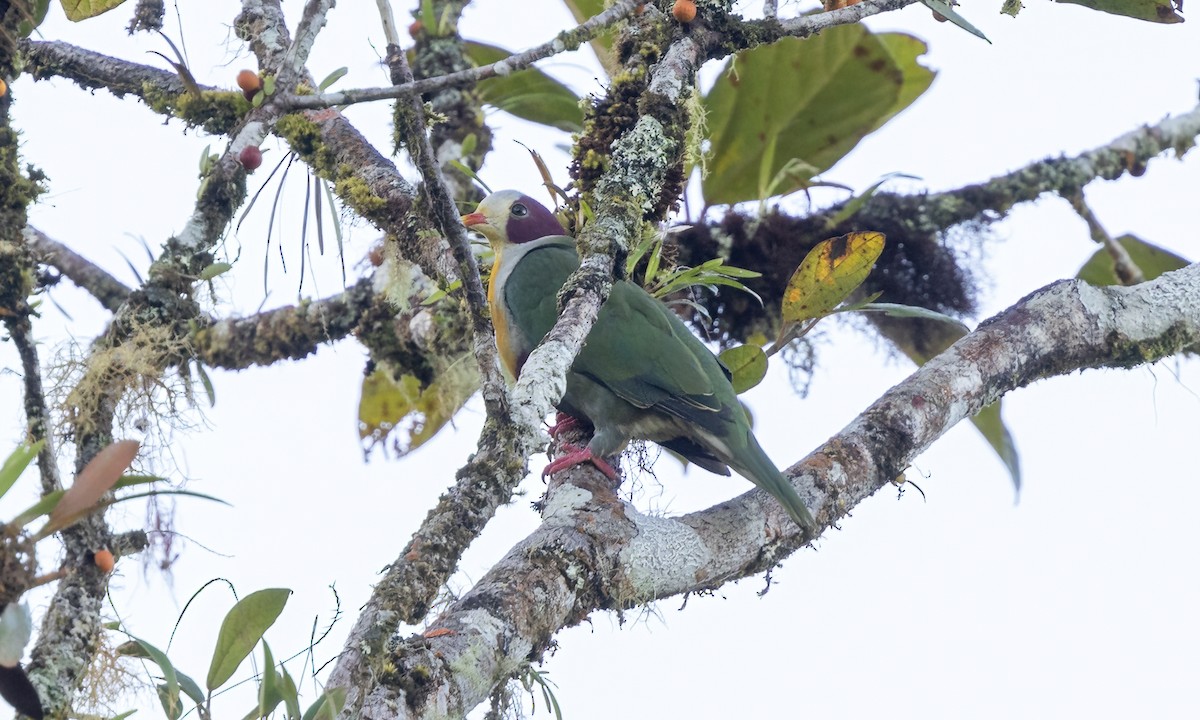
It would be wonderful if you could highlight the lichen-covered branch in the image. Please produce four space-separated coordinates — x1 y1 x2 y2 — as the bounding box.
363 261 1200 718
24 227 132 313
854 98 1200 233
22 0 318 707
192 278 376 369
775 0 921 37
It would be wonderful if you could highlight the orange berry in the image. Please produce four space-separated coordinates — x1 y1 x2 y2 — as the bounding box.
236 69 262 93
672 0 697 23
408 20 423 37
94 549 115 573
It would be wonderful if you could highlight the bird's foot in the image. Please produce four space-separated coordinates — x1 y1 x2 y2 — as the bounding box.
547 412 581 438
543 444 619 482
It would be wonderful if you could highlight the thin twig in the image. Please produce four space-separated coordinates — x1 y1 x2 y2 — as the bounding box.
285 0 643 111
1065 190 1145 285
388 44 508 416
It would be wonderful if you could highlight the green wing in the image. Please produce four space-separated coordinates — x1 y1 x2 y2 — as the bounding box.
506 241 737 433
575 280 736 433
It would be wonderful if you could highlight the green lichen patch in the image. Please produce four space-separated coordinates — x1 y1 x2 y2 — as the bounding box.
141 85 252 135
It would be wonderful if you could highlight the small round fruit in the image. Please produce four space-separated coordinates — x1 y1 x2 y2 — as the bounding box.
672 0 697 23
236 69 262 93
239 146 263 171
94 549 115 573
408 20 423 37
367 243 386 267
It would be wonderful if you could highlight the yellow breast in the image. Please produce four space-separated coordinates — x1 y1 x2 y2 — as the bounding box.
488 251 519 379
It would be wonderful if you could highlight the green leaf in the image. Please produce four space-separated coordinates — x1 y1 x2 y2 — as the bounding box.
206 588 292 690
781 232 886 324
1077 234 1190 286
971 402 1021 493
1053 0 1183 22
256 642 282 720
61 0 129 21
195 361 217 408
11 490 61 527
719 345 769 394
919 0 992 42
119 638 182 719
317 67 348 92
825 173 920 230
848 302 970 332
301 689 346 720
157 685 182 720
463 42 584 133
18 0 51 37
0 441 43 502
560 0 619 76
279 667 301 720
703 29 933 205
199 262 233 281
15 476 201 529
176 672 206 707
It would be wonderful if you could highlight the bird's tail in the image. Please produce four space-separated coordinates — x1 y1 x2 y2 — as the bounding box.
734 433 816 532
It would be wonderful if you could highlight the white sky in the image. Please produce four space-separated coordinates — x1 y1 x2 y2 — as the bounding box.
2 1 1199 719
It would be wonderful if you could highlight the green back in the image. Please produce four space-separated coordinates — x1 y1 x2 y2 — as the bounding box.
505 242 738 436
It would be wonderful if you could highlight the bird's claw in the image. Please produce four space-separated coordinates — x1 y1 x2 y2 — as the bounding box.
543 444 619 482
547 412 581 439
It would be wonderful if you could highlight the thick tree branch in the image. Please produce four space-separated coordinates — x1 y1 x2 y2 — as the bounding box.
846 99 1200 235
369 261 1200 718
24 227 132 312
192 278 375 369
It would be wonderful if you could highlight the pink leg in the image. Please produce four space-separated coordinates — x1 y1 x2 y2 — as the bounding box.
543 443 619 481
547 412 581 439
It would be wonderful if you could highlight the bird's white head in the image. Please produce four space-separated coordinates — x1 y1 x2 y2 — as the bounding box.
461 190 565 247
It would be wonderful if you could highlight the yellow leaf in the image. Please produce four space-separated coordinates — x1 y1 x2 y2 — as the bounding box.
358 361 479 455
358 369 422 441
62 0 129 21
781 231 885 323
